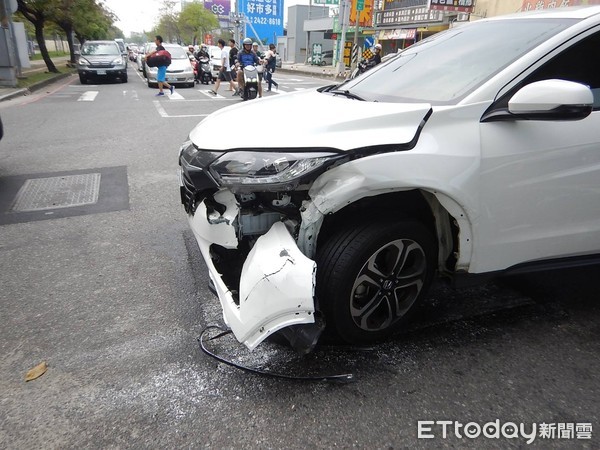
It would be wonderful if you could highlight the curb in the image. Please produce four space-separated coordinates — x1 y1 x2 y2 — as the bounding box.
0 71 75 102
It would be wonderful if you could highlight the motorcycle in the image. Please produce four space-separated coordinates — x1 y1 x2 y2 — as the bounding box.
189 55 199 83
349 58 377 80
198 56 212 85
240 64 259 101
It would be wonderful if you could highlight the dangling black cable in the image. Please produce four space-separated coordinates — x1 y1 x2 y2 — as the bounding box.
198 325 355 383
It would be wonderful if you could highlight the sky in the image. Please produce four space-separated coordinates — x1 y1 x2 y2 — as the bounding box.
103 0 311 38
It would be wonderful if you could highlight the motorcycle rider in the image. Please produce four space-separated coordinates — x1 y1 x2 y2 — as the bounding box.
197 44 209 59
236 38 262 98
369 43 382 66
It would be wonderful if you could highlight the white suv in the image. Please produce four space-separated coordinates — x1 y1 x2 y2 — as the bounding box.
179 6 600 353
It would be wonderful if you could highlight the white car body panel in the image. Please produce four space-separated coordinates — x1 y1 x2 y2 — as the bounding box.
189 90 431 151
180 6 600 350
189 213 316 350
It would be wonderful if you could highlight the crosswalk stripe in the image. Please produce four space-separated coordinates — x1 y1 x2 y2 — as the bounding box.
169 91 185 100
78 91 98 101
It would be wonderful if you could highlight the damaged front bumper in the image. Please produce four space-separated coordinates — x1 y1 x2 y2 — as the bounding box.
184 180 323 352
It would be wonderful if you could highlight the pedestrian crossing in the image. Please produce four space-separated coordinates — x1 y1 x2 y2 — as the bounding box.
62 79 324 103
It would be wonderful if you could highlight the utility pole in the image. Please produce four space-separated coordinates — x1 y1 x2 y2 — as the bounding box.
352 0 363 71
0 0 19 87
334 0 349 78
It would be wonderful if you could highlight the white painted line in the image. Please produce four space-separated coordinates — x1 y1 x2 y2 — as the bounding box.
200 90 226 98
152 100 209 118
77 91 98 101
169 91 185 100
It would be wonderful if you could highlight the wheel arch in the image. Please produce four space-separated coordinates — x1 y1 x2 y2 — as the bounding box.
315 189 472 277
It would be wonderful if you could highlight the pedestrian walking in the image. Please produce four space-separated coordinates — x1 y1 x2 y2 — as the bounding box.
264 44 279 91
208 39 235 96
228 39 239 90
147 35 174 97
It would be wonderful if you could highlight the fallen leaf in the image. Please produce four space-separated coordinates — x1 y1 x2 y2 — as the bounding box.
25 361 48 382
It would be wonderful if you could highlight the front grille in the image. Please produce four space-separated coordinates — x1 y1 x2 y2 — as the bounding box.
180 170 197 214
90 63 114 68
167 70 184 73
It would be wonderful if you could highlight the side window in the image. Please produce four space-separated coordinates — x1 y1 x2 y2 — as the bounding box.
527 31 600 109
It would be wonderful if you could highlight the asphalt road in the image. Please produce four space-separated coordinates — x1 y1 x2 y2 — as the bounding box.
0 66 598 449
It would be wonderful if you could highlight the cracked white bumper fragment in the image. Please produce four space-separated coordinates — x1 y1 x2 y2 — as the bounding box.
189 194 316 350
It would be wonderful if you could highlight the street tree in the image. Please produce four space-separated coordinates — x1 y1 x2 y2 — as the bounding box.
71 0 115 47
154 0 180 43
50 0 108 64
179 1 218 45
17 0 59 72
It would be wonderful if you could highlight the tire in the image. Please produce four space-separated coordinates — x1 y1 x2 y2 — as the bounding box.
79 74 87 84
315 220 436 345
320 61 327 66
121 74 128 83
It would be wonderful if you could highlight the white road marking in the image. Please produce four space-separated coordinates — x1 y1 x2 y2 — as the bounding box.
152 100 209 118
169 91 185 100
77 91 98 101
200 90 226 98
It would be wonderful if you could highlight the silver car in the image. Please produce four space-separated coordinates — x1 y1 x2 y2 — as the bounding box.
146 44 195 88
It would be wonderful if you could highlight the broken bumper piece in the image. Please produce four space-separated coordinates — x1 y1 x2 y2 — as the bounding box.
190 203 318 350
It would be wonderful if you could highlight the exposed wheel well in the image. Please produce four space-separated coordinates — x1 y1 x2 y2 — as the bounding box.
316 190 459 275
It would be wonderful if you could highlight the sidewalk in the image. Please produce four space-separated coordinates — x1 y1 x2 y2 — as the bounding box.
0 56 73 102
279 62 349 80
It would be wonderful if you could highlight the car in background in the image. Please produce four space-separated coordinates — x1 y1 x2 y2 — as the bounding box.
140 42 156 77
178 6 600 354
308 50 333 66
146 43 195 88
77 40 127 84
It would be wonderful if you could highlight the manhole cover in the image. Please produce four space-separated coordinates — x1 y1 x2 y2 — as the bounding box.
11 173 101 212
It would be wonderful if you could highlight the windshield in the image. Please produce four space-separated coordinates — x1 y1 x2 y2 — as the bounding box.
342 18 577 105
166 46 188 59
210 47 222 59
81 43 120 56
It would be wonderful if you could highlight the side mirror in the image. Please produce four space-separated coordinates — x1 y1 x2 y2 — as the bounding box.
482 79 593 122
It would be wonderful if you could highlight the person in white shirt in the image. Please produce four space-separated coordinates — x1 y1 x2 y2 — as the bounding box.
209 39 237 95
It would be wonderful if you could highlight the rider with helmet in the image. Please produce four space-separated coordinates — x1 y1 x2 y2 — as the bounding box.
236 38 262 97
197 44 209 59
370 43 382 66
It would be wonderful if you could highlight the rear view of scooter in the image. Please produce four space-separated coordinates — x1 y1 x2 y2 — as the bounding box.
241 65 259 100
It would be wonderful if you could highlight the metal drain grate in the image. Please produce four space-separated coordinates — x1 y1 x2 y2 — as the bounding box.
12 173 101 212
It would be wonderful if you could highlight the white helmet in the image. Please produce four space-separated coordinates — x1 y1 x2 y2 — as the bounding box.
374 43 382 50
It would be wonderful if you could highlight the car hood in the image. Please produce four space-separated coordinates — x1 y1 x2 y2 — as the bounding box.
189 89 432 151
80 54 121 63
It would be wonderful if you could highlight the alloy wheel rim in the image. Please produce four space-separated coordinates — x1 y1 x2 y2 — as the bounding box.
350 239 426 332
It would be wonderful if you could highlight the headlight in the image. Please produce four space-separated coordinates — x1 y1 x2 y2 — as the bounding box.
209 151 343 190
111 57 123 65
78 57 90 66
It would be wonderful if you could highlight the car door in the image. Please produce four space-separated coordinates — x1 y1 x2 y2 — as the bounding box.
475 28 600 273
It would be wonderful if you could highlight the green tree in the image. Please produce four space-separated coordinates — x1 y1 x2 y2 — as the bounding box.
154 0 180 43
49 0 114 63
179 1 218 46
17 0 59 72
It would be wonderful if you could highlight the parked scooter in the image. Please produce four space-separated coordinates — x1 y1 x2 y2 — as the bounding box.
198 56 212 85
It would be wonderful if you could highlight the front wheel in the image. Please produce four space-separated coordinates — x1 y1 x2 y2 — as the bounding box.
316 220 436 344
